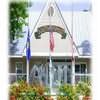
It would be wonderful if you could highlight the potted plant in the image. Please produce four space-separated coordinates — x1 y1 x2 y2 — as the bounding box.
76 82 91 100
9 83 19 100
9 81 30 100
10 96 16 100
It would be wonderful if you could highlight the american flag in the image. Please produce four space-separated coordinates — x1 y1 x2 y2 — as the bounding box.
50 32 54 52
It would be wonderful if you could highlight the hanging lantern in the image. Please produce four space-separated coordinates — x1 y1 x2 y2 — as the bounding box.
48 6 54 17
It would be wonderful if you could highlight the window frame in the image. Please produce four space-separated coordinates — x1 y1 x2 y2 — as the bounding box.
15 62 24 81
74 62 90 83
75 62 87 74
15 62 23 74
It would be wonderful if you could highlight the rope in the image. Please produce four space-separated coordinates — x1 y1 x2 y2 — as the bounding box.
71 0 75 85
30 1 47 36
71 0 73 58
48 2 53 94
71 0 75 61
22 1 46 54
55 1 80 55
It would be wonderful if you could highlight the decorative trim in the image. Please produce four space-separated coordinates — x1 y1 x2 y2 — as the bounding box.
34 25 67 39
22 52 78 57
9 55 23 58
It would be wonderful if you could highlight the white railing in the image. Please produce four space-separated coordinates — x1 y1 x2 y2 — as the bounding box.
9 73 26 84
75 73 91 84
9 73 91 84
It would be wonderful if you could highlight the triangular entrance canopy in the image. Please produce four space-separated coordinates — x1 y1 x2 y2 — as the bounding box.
34 1 66 39
23 0 79 56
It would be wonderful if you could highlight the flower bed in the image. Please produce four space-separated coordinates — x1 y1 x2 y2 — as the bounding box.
57 82 91 100
9 81 50 100
9 81 92 100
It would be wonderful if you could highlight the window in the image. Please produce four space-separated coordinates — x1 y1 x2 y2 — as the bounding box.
67 65 72 83
15 62 24 81
16 62 23 74
75 64 80 73
75 63 90 83
75 64 87 74
81 64 87 73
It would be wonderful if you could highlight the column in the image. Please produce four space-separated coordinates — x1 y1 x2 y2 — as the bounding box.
58 65 62 84
46 64 48 86
64 65 67 83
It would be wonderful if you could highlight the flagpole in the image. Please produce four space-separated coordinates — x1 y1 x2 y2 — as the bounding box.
26 0 30 84
71 0 75 85
26 27 30 84
27 60 29 83
26 27 31 84
49 52 53 94
48 2 53 95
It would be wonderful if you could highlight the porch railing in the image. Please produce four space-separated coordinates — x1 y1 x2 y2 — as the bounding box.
9 73 91 84
9 73 26 84
75 73 91 84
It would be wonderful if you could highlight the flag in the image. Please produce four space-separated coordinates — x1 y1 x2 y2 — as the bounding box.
26 28 31 61
50 32 54 52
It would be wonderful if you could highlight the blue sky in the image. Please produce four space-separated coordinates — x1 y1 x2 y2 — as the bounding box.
29 0 91 11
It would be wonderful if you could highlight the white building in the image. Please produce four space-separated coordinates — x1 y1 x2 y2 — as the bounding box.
9 1 91 87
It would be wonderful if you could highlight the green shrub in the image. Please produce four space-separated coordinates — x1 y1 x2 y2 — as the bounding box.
57 95 68 100
9 80 47 100
9 80 91 100
58 84 78 100
76 81 91 96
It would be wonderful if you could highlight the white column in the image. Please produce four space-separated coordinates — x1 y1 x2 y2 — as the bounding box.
39 65 42 85
64 65 67 83
58 66 62 84
46 64 48 86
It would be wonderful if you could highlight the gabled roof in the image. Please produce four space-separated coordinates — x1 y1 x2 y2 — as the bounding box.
9 0 91 57
22 0 79 56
